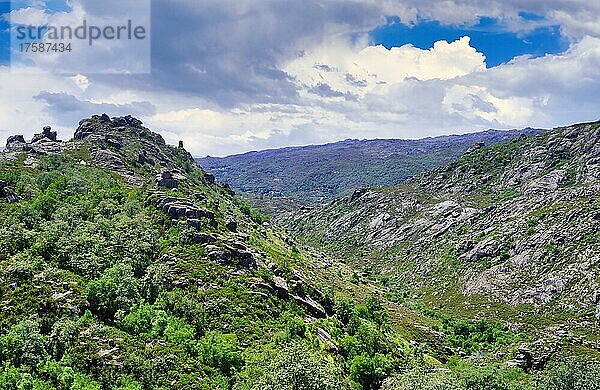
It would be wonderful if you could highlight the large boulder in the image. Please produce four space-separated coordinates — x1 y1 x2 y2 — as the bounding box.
31 126 58 143
6 135 26 150
157 171 178 189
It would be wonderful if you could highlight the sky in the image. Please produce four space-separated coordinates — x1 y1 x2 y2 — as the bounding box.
0 0 599 157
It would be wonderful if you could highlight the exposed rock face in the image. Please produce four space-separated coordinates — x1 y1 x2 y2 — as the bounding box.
147 192 217 230
6 135 26 150
66 114 213 187
226 220 238 232
3 126 63 156
206 244 257 269
271 274 327 318
287 121 600 327
32 126 58 143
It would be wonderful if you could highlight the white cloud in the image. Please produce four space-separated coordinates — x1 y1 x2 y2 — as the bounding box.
1 0 599 157
285 36 486 99
7 7 50 25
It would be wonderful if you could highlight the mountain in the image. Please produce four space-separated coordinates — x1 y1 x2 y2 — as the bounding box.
1 116 598 389
197 129 545 210
286 121 600 353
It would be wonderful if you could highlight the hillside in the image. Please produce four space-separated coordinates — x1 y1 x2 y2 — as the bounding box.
286 121 600 355
1 116 598 389
197 129 544 209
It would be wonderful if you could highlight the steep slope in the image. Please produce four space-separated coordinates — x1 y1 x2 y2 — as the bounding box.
287 121 600 349
1 115 507 389
197 128 544 209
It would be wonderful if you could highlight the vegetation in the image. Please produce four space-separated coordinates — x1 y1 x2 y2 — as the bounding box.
197 129 543 209
1 119 597 389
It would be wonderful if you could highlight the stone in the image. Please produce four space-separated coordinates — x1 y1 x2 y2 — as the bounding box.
6 135 26 150
188 232 217 244
348 188 368 203
226 220 238 232
273 276 289 297
137 150 155 165
316 327 338 351
157 171 178 189
205 173 216 185
32 126 58 143
207 245 257 269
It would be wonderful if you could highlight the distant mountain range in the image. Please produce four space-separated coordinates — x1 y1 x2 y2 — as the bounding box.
197 128 545 209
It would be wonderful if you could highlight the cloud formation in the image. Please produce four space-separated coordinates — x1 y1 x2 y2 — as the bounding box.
0 0 598 156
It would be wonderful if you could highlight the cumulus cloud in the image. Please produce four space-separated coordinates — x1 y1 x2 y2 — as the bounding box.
34 92 156 125
0 0 599 156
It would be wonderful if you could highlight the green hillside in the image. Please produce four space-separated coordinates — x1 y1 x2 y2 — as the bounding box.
0 116 596 389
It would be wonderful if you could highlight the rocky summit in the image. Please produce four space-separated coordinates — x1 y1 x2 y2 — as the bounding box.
1 116 600 389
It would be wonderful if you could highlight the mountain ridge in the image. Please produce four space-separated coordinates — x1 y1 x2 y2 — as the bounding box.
1 115 599 388
197 128 545 211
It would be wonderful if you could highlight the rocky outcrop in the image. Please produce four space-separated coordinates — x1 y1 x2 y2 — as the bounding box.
0 180 20 203
70 114 213 187
6 135 26 150
206 244 257 269
32 126 58 143
507 341 558 371
156 171 178 189
226 220 238 232
3 126 63 156
272 274 327 318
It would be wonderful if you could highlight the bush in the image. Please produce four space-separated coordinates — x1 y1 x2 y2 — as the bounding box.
199 332 243 376
235 341 345 390
349 353 394 390
86 263 141 321
536 359 600 390
0 320 48 368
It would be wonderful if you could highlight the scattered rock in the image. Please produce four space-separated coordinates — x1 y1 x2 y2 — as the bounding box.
273 276 289 298
292 294 327 318
316 327 338 352
207 245 257 269
188 232 217 244
52 291 73 300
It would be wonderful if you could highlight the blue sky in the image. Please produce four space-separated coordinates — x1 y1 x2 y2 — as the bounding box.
0 0 598 156
0 1 9 66
370 17 570 67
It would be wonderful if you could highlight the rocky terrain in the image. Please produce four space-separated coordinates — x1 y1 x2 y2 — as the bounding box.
1 115 598 389
198 128 544 212
287 121 600 347
0 114 465 389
